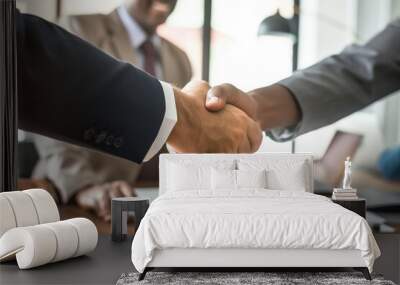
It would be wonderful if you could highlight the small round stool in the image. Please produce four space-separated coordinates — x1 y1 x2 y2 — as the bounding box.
111 197 149 242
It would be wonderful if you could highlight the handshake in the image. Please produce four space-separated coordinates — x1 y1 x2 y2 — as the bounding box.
167 80 302 154
166 80 261 154
79 81 302 221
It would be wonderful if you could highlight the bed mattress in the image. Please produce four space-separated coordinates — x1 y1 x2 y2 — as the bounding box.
131 190 380 273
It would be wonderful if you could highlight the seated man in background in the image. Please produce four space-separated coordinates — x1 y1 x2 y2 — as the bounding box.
32 0 192 221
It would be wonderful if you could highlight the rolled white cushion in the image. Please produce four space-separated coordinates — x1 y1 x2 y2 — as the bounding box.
42 221 79 262
0 226 57 269
0 196 17 237
0 218 98 269
24 189 60 224
0 192 39 227
65 218 98 257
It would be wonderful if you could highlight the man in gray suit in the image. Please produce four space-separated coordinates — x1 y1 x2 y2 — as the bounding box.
205 19 400 142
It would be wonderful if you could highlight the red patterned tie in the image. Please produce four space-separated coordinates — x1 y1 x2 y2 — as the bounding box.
140 40 157 76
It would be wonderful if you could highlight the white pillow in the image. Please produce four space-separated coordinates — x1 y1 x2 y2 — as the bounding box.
238 159 310 191
167 160 236 192
236 169 267 189
211 168 237 190
167 162 211 191
211 169 268 190
267 167 307 191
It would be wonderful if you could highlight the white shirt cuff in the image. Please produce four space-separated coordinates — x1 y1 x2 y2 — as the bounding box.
266 123 302 142
143 81 177 162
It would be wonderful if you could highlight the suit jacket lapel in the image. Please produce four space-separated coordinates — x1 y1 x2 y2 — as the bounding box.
160 39 177 84
160 38 190 88
104 11 139 66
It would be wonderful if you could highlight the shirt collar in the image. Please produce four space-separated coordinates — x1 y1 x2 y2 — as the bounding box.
117 5 161 49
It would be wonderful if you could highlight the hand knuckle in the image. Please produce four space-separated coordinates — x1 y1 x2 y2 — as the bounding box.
221 83 234 90
199 80 210 88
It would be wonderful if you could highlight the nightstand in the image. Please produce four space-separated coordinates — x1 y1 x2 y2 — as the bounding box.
111 197 149 242
332 198 366 218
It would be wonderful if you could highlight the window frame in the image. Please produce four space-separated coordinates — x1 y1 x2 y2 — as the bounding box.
0 0 18 192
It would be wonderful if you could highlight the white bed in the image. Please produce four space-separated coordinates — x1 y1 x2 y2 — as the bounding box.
131 154 380 280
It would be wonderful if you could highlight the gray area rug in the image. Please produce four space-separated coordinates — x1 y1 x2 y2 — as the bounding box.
117 272 395 285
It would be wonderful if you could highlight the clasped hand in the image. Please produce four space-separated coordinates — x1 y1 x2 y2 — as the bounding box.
167 80 262 153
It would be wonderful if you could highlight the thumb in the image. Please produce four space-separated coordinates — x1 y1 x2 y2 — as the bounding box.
205 93 226 111
205 86 228 111
206 84 258 120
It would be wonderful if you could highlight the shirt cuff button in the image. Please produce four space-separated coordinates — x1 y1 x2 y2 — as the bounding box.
105 135 114 146
95 131 107 144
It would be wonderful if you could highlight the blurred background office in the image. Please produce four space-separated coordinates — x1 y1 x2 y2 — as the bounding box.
16 0 400 232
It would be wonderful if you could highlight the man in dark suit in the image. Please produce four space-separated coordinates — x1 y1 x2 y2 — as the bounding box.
16 10 262 186
31 0 193 220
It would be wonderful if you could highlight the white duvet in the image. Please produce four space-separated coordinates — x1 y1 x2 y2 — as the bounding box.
131 190 380 273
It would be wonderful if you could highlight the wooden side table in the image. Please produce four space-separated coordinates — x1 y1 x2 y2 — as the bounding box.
332 198 366 218
111 197 149 242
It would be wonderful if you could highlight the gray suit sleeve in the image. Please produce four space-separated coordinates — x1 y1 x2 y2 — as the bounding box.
271 19 400 140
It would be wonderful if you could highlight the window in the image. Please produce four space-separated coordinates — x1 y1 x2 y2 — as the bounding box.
158 0 205 79
210 0 295 152
210 0 294 90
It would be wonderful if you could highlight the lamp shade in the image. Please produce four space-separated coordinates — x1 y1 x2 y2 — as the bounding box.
258 11 293 37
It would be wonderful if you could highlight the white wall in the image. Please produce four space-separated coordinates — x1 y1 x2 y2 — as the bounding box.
299 0 357 69
357 0 391 42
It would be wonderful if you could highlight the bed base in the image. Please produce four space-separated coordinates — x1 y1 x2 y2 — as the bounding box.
138 248 372 281
354 267 372 280
138 268 149 281
138 267 371 281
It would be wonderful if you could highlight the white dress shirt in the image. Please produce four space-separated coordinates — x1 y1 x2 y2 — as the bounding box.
117 6 177 162
117 5 163 77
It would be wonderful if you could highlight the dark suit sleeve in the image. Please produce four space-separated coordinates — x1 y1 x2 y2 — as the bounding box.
17 12 166 163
